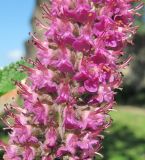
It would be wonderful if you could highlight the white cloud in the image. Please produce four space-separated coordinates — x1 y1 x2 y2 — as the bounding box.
8 49 24 61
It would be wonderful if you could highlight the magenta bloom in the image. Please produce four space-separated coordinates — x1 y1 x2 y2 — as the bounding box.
0 0 142 159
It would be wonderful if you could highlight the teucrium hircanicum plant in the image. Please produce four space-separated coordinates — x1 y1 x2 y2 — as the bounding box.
0 0 143 159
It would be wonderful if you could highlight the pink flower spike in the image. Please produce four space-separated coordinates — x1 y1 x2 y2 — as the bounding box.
1 0 142 159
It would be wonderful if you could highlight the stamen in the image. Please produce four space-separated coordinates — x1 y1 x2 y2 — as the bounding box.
15 82 32 97
95 152 104 158
34 17 48 30
40 3 52 20
29 32 48 51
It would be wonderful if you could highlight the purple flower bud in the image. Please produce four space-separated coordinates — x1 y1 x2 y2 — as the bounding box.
57 134 78 157
44 127 57 148
73 36 92 52
56 83 71 104
63 106 83 130
23 147 35 160
3 145 21 160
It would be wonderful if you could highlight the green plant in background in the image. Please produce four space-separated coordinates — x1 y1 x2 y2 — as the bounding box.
135 0 145 35
0 60 27 96
0 60 27 157
102 107 145 160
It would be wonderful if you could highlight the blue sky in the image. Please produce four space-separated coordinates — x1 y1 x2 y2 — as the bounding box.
0 0 35 67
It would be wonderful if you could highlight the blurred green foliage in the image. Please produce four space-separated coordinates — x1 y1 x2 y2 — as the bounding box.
0 122 8 158
135 0 145 35
100 107 145 160
135 1 145 33
0 61 27 96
